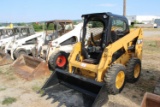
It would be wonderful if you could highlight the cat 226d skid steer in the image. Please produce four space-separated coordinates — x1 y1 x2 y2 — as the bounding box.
41 12 143 107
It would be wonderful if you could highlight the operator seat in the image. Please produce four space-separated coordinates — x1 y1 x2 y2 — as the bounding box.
82 32 105 64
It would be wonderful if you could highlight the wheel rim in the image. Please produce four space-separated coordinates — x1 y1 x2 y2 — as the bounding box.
19 51 27 56
134 64 140 78
56 55 66 67
116 71 125 89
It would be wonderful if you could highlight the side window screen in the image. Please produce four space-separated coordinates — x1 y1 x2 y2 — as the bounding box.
60 36 77 46
21 28 29 37
64 23 73 30
29 27 35 35
6 29 14 36
111 19 127 42
112 19 127 32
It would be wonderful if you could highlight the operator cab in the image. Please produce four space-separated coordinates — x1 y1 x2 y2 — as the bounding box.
81 12 129 64
0 28 14 39
0 29 5 39
45 20 74 44
16 26 35 39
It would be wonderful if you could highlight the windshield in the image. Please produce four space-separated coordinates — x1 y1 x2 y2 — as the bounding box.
17 28 29 39
1 29 14 39
46 22 73 41
82 17 106 47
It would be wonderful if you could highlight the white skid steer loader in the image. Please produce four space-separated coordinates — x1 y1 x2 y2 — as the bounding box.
33 20 74 57
0 27 20 51
12 21 83 80
43 22 84 70
0 26 31 66
11 20 74 80
5 26 43 60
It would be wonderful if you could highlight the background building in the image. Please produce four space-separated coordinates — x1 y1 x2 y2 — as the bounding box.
126 15 160 27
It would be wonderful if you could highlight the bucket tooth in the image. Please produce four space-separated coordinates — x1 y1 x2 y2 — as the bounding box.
51 99 58 104
57 102 65 107
46 95 52 100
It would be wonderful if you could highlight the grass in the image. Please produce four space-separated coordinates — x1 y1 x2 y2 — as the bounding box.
32 85 41 92
2 97 17 105
7 75 16 80
0 67 13 75
0 88 6 91
39 89 45 95
149 75 156 81
132 95 138 99
143 40 160 54
0 69 3 74
0 66 16 81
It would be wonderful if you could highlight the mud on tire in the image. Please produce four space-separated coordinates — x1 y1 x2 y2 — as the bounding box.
104 64 126 95
48 51 69 70
126 58 141 83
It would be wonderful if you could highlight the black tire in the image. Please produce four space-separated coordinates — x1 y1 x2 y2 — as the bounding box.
48 51 69 70
13 49 28 59
126 58 141 83
104 64 126 95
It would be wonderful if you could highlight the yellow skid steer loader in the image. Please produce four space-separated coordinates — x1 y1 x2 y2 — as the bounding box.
40 12 143 107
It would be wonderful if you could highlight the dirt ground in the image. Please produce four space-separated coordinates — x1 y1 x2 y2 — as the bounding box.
0 28 160 107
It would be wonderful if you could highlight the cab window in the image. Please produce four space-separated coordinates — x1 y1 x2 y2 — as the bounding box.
112 19 127 32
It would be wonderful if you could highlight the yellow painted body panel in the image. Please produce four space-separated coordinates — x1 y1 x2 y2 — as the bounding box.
68 28 143 82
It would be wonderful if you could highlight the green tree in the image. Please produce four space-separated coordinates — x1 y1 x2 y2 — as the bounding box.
47 23 54 30
32 23 43 31
91 21 103 28
17 23 26 26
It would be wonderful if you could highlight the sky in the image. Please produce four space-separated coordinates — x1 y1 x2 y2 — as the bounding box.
0 0 159 22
